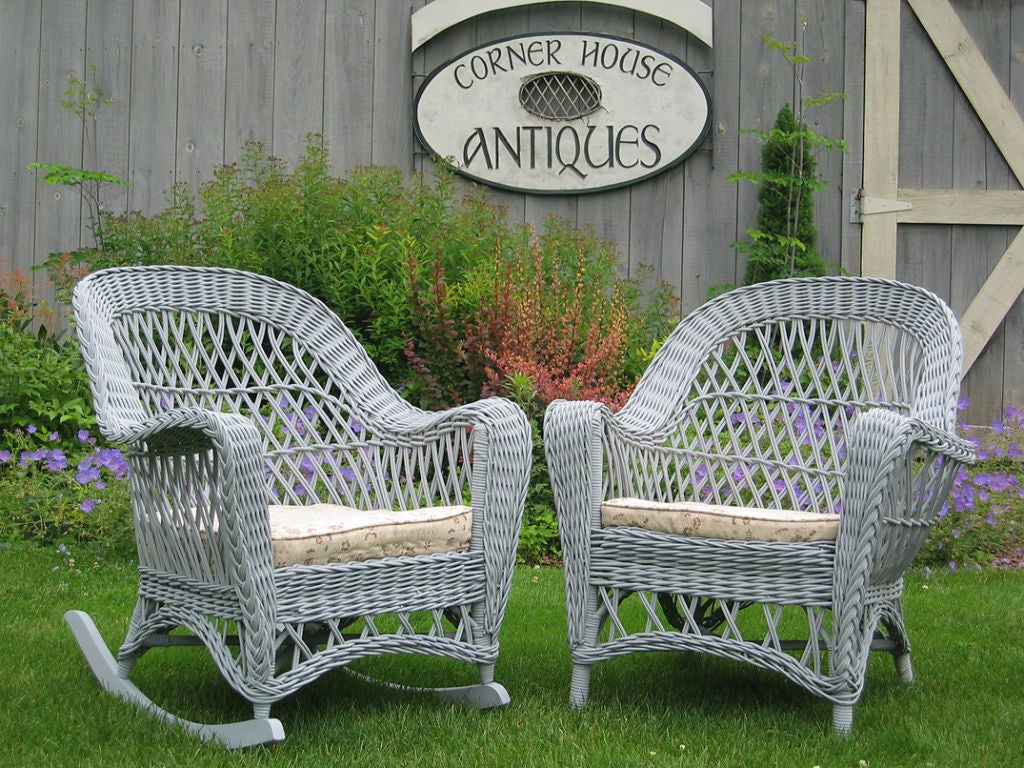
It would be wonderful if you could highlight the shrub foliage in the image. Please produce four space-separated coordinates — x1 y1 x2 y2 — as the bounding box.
34 138 678 560
49 139 675 410
11 138 1019 568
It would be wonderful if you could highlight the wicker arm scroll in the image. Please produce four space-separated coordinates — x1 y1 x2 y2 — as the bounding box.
836 409 975 590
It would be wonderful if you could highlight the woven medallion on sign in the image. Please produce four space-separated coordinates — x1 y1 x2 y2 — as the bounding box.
519 73 602 121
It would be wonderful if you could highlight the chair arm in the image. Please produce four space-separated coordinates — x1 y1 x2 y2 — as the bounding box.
114 408 277 625
544 399 614 647
544 399 613 533
836 409 975 600
905 417 977 465
373 397 533 533
380 397 533 635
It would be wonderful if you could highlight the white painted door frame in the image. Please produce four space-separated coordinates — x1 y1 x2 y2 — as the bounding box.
860 0 1024 376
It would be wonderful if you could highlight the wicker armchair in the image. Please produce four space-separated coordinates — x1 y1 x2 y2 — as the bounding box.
65 266 532 747
543 276 975 733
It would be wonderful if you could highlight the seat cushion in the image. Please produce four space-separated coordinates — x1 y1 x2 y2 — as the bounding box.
267 503 473 567
601 497 840 543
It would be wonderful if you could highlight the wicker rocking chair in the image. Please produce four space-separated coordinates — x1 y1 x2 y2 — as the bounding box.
543 276 975 733
66 266 532 747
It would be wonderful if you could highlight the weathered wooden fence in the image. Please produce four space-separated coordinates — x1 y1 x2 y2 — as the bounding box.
1 0 1021 423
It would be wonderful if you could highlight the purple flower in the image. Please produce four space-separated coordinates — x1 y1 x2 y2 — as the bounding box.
0 450 11 464
26 424 38 435
19 449 45 468
44 450 68 472
94 448 130 478
76 465 102 484
80 498 100 513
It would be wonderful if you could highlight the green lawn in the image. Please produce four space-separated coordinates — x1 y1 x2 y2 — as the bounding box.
1 543 1021 768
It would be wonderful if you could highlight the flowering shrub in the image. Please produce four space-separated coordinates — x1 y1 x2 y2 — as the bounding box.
0 427 132 559
915 401 1024 571
469 220 672 409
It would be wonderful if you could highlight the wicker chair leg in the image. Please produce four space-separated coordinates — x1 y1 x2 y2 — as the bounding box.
569 663 592 709
893 651 914 685
832 703 854 736
65 611 286 748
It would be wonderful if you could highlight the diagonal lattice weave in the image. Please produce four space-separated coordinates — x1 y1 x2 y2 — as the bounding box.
520 72 601 121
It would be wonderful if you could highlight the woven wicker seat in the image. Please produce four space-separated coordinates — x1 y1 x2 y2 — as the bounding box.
543 276 975 734
65 266 531 747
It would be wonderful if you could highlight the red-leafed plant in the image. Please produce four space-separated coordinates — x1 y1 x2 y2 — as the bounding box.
471 227 643 410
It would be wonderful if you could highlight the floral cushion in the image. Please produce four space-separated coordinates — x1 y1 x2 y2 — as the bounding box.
267 503 473 567
601 497 840 543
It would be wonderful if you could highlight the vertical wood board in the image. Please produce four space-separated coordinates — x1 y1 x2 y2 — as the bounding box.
176 0 229 190
33 0 88 307
128 3 181 214
272 0 326 161
84 0 133 220
324 0 376 172
224 0 276 160
0 2 42 284
860 0 901 279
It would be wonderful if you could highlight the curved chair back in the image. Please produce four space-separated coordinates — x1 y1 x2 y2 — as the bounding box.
611 276 963 514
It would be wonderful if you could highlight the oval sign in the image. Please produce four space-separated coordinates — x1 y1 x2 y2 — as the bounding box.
414 33 712 195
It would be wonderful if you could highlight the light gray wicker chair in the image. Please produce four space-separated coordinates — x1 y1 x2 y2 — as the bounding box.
65 265 532 747
544 276 975 734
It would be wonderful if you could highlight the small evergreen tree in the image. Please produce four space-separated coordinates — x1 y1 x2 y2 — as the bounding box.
727 20 847 288
743 103 826 284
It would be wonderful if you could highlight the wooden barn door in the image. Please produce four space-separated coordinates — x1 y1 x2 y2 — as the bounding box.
860 0 1024 380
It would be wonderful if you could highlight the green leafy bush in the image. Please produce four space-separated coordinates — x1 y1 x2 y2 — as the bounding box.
0 427 133 560
914 402 1023 571
1 269 95 437
734 102 830 284
39 138 679 562
726 23 847 291
467 218 676 407
50 137 676 408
